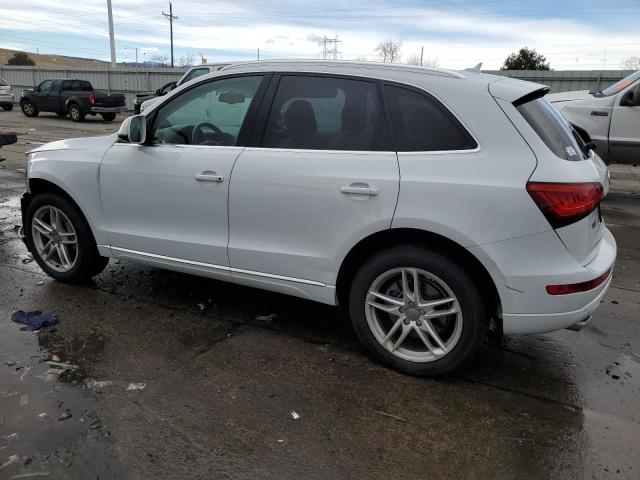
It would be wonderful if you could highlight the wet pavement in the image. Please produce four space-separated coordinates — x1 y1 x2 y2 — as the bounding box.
1 110 640 479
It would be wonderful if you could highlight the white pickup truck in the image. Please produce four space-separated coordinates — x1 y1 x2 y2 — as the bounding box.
548 70 640 165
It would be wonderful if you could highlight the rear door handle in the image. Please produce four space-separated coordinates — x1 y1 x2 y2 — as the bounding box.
340 184 379 196
195 171 224 182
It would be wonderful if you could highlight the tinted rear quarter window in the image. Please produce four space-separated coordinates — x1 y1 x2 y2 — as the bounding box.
385 85 477 152
516 97 585 161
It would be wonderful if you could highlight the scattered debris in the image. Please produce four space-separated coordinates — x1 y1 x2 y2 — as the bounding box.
126 383 146 391
36 281 44 286
277 439 284 443
11 310 59 331
1 454 20 470
57 409 72 421
16 366 31 380
611 300 619 304
5 361 17 367
375 410 407 422
196 303 206 311
612 374 620 380
19 395 28 406
43 368 65 382
89 420 102 429
291 411 300 420
37 413 49 420
3 433 18 442
9 473 51 479
50 354 60 362
86 379 113 389
21 256 34 264
45 361 78 370
256 314 277 323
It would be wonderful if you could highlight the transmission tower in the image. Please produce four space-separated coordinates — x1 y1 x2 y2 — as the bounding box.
320 36 342 60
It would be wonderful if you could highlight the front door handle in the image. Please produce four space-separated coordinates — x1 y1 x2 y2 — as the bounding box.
195 171 224 182
340 184 379 196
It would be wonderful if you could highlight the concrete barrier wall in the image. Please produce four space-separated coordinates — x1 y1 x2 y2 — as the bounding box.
0 65 635 110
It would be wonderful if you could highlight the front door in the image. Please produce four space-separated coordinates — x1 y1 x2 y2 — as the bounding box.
100 74 267 275
610 81 640 164
228 74 399 289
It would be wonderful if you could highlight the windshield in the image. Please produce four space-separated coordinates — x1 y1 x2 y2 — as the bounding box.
595 70 640 97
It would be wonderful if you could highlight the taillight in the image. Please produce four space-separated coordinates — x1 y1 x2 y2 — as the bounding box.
526 182 603 229
88 94 95 104
546 268 612 295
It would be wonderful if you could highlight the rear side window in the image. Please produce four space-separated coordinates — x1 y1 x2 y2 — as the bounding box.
182 68 210 84
517 97 585 161
385 85 477 152
62 80 92 91
262 75 388 151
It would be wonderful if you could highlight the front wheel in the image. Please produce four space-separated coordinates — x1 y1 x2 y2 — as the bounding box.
25 193 108 282
100 112 116 121
21 101 38 117
68 103 85 122
349 246 487 376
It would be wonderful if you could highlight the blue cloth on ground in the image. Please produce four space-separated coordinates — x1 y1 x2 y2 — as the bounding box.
11 310 59 331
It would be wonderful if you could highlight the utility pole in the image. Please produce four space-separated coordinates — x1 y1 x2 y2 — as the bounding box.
257 48 260 60
162 3 178 68
420 46 424 66
135 47 138 64
107 0 117 68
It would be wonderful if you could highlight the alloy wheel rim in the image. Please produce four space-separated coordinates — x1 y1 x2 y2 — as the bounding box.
31 206 78 272
70 107 79 119
24 103 33 114
365 267 463 362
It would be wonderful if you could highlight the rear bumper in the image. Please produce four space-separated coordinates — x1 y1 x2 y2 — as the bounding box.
90 106 126 113
469 227 616 335
0 93 13 104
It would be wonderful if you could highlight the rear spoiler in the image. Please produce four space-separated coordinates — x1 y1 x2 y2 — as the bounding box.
489 78 550 105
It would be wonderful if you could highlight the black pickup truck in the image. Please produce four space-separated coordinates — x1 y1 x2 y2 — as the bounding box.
20 79 126 122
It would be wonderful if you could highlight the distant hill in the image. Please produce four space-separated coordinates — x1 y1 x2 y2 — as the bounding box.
0 48 108 68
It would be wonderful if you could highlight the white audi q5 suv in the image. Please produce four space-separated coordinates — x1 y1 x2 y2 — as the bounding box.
20 60 616 375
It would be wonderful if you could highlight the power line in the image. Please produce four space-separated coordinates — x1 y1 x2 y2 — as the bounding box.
162 2 178 68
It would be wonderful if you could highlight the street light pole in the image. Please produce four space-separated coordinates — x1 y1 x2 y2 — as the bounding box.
106 0 117 68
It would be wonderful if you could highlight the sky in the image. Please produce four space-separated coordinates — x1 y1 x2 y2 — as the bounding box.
1 0 639 70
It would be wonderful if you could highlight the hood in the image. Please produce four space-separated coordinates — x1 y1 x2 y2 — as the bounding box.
546 90 593 103
140 96 163 112
29 134 117 154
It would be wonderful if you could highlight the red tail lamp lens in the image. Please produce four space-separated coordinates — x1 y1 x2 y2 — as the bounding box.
527 182 603 229
546 268 612 295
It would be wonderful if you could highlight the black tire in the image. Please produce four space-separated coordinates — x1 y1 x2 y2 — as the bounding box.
21 100 38 117
2 104 13 111
68 103 85 122
56 111 67 117
348 245 487 376
25 193 108 283
100 112 116 121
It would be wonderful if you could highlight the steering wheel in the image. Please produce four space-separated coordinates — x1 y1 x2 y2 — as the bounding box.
191 122 224 145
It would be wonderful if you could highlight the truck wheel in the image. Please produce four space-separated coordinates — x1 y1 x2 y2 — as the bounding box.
348 245 488 376
25 192 108 282
56 111 67 118
100 113 116 121
21 101 38 117
68 103 85 122
2 104 13 111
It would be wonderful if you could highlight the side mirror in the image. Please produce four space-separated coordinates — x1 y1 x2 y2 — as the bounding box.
0 132 17 147
117 116 147 144
155 88 163 95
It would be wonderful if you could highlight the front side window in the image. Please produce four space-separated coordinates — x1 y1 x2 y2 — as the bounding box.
386 85 477 152
262 76 388 151
517 97 585 161
38 80 52 93
182 68 210 84
152 75 263 146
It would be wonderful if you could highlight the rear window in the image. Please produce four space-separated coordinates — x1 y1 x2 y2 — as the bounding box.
385 85 477 152
62 80 92 91
516 97 585 161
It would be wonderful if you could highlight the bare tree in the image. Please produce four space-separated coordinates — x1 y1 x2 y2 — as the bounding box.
621 56 640 70
148 54 169 67
375 39 402 63
176 52 195 67
405 53 439 68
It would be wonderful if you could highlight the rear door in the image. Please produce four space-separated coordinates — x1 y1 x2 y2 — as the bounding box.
227 74 399 289
609 80 640 164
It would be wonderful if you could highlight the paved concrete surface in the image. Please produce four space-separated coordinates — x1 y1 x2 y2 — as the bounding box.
1 109 640 479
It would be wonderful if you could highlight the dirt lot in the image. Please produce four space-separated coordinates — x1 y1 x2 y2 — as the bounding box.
1 109 640 479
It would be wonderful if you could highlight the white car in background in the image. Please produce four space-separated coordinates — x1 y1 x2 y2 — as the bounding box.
0 78 14 111
139 63 230 113
20 61 615 376
548 70 640 165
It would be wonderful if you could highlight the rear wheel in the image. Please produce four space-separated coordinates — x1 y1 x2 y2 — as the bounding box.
100 112 116 121
2 104 13 111
25 193 108 282
68 103 85 122
21 101 38 117
349 246 487 376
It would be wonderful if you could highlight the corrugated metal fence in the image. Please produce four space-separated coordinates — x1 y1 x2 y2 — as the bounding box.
0 66 186 110
484 69 634 93
0 65 634 110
